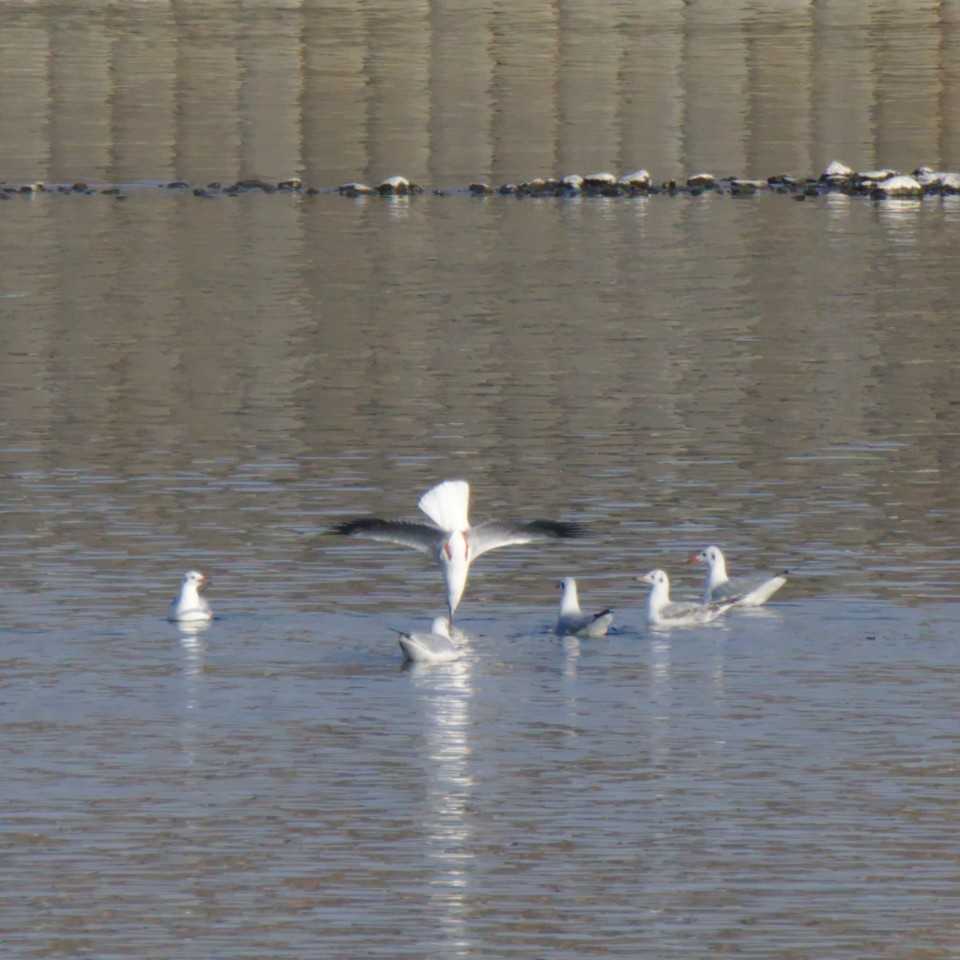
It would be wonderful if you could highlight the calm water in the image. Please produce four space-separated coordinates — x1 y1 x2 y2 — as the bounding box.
2 2 960 958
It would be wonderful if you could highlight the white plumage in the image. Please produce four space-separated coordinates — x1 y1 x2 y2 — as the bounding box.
691 545 787 607
168 570 212 623
555 577 613 637
395 617 461 665
332 480 584 624
639 569 737 627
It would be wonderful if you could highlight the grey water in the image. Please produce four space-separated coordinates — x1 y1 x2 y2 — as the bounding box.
2 2 960 958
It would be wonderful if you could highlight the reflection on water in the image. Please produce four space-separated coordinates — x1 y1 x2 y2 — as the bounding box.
2 2 960 958
177 623 208 767
409 657 474 957
0 0 958 184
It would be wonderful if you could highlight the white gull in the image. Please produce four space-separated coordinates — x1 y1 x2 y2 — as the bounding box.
555 577 613 637
332 479 583 625
168 570 213 623
394 617 461 665
690 545 787 607
639 569 738 627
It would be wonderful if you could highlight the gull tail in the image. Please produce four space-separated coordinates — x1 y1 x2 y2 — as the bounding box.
418 480 470 531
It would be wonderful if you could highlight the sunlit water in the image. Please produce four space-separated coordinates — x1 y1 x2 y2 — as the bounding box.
2 2 960 958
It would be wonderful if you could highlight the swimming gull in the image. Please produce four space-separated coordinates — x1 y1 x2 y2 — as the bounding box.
394 617 461 665
168 570 213 623
690 545 787 607
638 569 738 627
555 576 613 637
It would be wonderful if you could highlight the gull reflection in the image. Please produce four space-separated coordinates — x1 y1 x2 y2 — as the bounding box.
562 634 581 680
648 635 672 775
177 621 209 767
407 639 475 958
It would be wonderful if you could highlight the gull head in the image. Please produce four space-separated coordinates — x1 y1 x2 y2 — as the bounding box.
638 569 669 589
690 545 723 569
183 570 210 592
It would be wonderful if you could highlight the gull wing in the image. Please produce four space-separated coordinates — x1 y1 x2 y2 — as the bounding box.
557 608 613 637
330 518 442 556
716 573 787 606
470 518 585 560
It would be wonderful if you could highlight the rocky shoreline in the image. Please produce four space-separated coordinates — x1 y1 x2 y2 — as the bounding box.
3 162 958 201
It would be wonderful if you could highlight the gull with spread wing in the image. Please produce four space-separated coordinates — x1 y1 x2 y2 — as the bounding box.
332 479 584 624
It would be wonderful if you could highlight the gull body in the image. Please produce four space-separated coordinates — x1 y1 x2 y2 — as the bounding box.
555 577 613 637
168 570 212 623
691 545 787 607
395 617 460 665
332 480 583 624
639 569 737 627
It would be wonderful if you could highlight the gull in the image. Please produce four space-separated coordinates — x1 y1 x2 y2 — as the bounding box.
638 569 738 627
690 545 787 607
394 617 461 665
332 479 584 624
555 577 613 637
168 570 212 623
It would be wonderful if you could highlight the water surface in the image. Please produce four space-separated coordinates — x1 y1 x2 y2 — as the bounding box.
2 3 960 958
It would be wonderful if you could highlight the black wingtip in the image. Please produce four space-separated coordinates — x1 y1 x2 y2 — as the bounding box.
330 517 384 536
526 519 588 539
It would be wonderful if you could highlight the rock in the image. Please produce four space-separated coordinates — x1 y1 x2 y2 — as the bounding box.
935 172 960 193
469 183 493 196
619 169 651 190
914 167 960 193
687 173 715 188
338 182 374 196
234 178 276 192
822 160 853 179
519 177 561 195
583 171 617 188
378 175 411 195
857 169 898 182
870 174 923 197
561 174 584 191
